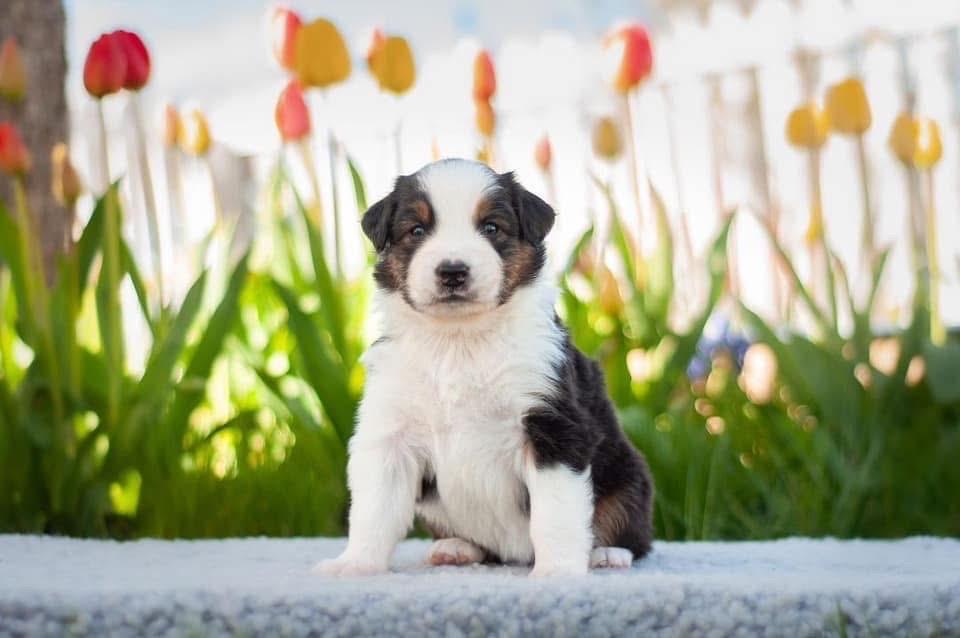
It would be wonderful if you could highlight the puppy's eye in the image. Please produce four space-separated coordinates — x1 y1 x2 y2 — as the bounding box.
410 225 426 238
481 222 498 236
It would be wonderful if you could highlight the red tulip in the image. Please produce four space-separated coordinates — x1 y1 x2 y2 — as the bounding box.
473 50 496 102
114 30 151 90
84 32 127 98
271 6 303 71
605 24 653 93
0 122 31 176
0 37 27 102
534 135 552 172
366 27 386 72
275 79 311 142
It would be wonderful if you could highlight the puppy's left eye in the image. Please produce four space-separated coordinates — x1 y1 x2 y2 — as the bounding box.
481 222 498 236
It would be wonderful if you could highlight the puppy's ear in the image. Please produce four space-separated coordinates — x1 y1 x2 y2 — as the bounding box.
361 194 393 252
501 172 555 245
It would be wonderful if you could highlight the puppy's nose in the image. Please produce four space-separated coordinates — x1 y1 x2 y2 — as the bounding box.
436 260 470 289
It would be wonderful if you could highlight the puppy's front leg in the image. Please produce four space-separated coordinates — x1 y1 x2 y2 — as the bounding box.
313 431 420 576
525 457 594 577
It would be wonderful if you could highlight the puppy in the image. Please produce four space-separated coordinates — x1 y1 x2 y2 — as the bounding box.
316 159 653 577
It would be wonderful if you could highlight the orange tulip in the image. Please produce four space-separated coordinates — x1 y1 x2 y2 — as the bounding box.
592 117 623 161
275 80 311 142
271 6 302 71
366 28 386 74
605 24 653 93
83 32 127 98
114 30 151 91
889 112 943 170
825 78 871 135
294 18 351 89
785 102 830 150
369 35 416 95
534 135 552 172
473 50 496 102
51 143 82 208
0 37 26 102
0 122 31 176
475 99 496 137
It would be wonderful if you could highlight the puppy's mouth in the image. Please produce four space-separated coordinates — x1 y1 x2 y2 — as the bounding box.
433 292 476 305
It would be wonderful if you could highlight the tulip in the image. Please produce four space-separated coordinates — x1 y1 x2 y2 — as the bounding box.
366 28 386 74
114 30 150 91
271 7 302 72
275 80 311 142
51 143 82 208
889 113 943 170
369 35 416 95
84 32 127 98
0 122 31 175
178 109 211 156
534 135 552 172
605 24 653 94
294 18 351 89
473 50 496 102
825 78 871 136
161 103 181 148
475 99 496 137
475 146 491 165
592 117 623 161
785 103 830 149
0 37 26 102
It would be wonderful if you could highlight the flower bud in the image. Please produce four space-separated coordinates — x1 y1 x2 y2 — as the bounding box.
161 103 181 148
51 143 83 207
785 102 830 150
275 80 311 142
178 109 211 157
114 30 151 91
0 122 31 176
475 99 496 137
889 112 943 170
592 117 623 161
368 35 416 95
825 78 871 135
270 6 302 72
294 18 351 89
83 32 127 99
473 50 496 102
0 37 27 102
604 24 653 94
534 135 552 172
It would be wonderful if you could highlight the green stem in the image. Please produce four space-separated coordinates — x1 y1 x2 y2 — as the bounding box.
810 149 838 332
855 135 876 271
298 138 323 228
130 93 164 312
96 101 124 430
924 170 945 345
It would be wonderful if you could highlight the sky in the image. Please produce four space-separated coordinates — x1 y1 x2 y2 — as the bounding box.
60 0 960 326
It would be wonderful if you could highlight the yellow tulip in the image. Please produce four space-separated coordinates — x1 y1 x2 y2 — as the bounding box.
178 109 211 157
786 102 830 149
51 143 83 208
475 99 495 137
889 112 943 170
294 18 351 89
592 117 623 161
825 78 871 135
369 35 415 95
161 103 181 148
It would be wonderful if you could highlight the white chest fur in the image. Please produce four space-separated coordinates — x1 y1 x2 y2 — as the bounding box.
357 282 564 562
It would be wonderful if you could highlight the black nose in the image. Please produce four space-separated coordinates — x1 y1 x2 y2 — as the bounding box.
436 260 470 289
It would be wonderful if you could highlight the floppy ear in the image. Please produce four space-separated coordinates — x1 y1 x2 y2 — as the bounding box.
361 194 393 252
513 179 555 245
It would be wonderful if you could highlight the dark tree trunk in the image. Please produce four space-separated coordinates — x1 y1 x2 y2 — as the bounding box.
0 0 69 272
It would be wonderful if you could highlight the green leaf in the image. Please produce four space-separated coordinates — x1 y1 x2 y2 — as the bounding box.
644 181 675 324
0 201 29 323
121 240 155 336
347 155 368 213
923 341 960 404
271 281 355 444
76 186 111 287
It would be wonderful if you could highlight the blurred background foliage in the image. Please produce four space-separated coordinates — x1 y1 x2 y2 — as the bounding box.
0 1 958 540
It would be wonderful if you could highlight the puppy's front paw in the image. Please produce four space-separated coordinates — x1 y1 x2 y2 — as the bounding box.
529 561 589 578
311 555 386 577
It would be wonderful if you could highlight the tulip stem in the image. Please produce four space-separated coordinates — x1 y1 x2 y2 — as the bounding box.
622 91 648 277
394 117 403 175
808 149 837 333
854 134 876 271
328 131 343 278
95 100 124 430
129 93 165 312
298 139 323 228
924 170 945 345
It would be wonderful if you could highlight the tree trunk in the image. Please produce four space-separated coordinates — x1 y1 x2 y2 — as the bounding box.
0 0 69 274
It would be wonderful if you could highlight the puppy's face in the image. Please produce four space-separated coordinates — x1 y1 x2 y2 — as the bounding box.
362 159 555 319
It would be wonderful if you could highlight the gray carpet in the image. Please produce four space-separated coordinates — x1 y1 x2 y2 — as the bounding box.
1 535 958 637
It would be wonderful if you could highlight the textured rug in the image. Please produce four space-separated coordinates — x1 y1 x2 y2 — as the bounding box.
1 535 958 637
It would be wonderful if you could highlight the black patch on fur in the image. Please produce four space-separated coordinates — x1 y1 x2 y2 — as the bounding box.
418 474 438 503
362 175 436 300
523 326 655 558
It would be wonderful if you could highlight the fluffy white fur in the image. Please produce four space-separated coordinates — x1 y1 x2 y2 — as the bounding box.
315 161 613 578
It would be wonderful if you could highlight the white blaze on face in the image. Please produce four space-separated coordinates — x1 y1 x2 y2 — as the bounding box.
406 161 505 315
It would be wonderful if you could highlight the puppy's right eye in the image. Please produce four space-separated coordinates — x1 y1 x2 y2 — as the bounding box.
410 225 425 238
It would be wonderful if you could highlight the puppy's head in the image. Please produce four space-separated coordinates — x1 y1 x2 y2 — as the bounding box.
362 159 555 318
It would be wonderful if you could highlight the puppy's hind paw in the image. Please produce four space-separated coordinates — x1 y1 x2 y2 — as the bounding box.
426 538 485 566
311 555 386 577
589 546 634 569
